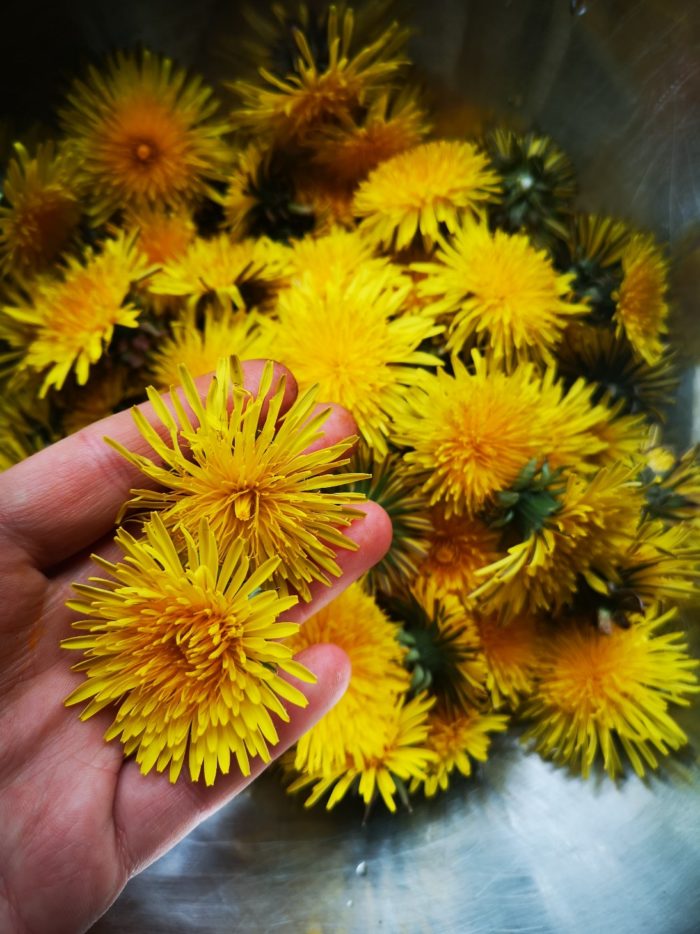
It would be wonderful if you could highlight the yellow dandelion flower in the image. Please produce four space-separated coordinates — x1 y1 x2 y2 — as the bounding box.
148 234 289 310
414 508 501 608
617 520 700 606
259 264 442 455
63 514 314 785
471 463 644 618
289 691 436 813
230 7 408 145
522 608 699 779
61 50 231 220
110 359 365 601
476 613 539 708
393 354 538 515
414 222 585 367
149 305 262 390
311 90 429 188
396 593 487 709
124 204 196 266
3 232 152 394
411 703 509 797
354 140 501 251
613 234 670 365
287 583 409 775
0 141 81 274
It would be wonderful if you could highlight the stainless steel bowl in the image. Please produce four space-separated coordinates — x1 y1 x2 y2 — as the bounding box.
31 1 694 930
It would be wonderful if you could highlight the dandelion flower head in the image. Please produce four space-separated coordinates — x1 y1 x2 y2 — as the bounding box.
415 221 586 367
614 233 669 365
148 234 289 310
414 507 501 607
63 514 314 785
110 358 365 601
522 608 699 778
231 7 408 145
260 263 442 455
412 703 509 797
3 231 152 394
0 141 81 274
61 49 231 219
287 583 409 775
289 691 436 813
354 140 501 250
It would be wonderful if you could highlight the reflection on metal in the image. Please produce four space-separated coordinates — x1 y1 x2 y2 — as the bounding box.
82 1 699 930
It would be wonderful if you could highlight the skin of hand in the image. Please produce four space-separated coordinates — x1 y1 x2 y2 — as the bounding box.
0 360 392 934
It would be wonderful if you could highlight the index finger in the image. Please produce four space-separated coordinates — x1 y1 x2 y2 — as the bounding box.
0 360 297 569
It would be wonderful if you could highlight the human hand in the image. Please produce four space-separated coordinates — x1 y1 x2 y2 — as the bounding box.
0 360 391 934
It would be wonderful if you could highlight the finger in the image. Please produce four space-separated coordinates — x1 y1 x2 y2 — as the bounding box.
113 643 351 876
287 500 393 624
0 360 297 570
303 402 358 455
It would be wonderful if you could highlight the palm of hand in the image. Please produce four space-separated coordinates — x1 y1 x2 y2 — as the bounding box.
0 362 389 933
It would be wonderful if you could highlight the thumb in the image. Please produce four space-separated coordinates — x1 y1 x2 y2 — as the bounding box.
112 643 350 877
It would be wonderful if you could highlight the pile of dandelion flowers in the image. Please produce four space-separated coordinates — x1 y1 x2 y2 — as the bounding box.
110 359 366 601
231 8 409 144
354 140 501 250
415 222 586 367
0 140 81 274
261 266 442 455
61 49 232 220
522 608 699 779
63 514 314 785
3 232 153 394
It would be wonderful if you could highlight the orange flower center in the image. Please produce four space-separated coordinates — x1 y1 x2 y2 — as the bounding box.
135 141 156 163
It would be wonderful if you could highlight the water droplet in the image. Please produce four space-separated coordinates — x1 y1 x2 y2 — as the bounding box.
346 899 353 908
355 861 368 877
570 0 588 15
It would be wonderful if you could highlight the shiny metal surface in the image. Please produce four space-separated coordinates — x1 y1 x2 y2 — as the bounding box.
81 1 700 930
